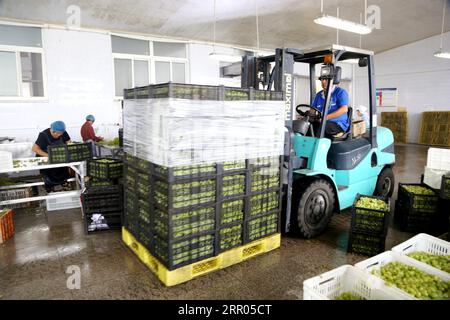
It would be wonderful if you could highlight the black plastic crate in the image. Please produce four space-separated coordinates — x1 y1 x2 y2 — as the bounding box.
250 166 280 193
397 183 439 212
440 175 450 200
220 198 245 225
153 205 216 240
350 194 390 235
152 232 216 270
246 212 279 243
347 230 386 256
219 223 243 252
48 143 92 164
153 163 217 182
124 165 151 199
153 177 216 210
82 185 123 213
88 158 123 180
249 190 281 217
394 183 439 232
123 82 284 101
221 173 246 198
85 178 118 188
85 211 121 233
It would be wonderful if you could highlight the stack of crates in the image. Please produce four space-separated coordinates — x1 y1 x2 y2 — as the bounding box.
123 153 282 270
0 188 32 209
0 208 14 244
48 143 93 164
82 158 124 234
348 194 390 256
418 111 450 147
381 112 407 144
394 183 439 233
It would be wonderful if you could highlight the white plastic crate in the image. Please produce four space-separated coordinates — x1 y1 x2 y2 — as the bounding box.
391 233 449 274
427 148 450 171
355 251 450 300
0 151 13 170
46 194 81 211
303 265 412 300
423 166 450 190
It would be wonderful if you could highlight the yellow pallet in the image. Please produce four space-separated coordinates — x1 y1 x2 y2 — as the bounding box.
122 227 281 286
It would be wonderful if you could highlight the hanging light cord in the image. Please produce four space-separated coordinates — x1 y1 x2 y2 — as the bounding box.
440 0 446 50
213 0 216 53
256 1 260 51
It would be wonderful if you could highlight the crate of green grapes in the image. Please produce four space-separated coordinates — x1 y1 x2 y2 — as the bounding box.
355 251 450 300
351 194 390 235
250 191 281 217
152 232 215 270
251 166 280 192
48 143 92 163
220 198 245 225
440 175 450 200
221 173 245 198
153 205 216 240
246 212 279 243
88 158 123 180
347 230 386 256
395 183 439 232
153 163 216 182
219 223 243 252
153 177 216 211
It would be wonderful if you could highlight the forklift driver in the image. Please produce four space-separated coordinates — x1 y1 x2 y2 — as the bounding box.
310 74 350 138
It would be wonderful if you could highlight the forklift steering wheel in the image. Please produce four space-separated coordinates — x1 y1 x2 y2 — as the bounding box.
296 104 322 118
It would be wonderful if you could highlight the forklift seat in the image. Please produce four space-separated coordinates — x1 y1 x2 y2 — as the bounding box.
331 107 353 142
327 136 371 170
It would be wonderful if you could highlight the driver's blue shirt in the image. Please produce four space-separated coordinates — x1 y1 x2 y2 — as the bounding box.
312 87 350 131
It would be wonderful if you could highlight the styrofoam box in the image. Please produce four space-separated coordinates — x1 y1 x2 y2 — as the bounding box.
303 265 412 300
355 251 450 300
0 151 13 170
46 194 81 211
423 166 450 189
427 148 450 171
391 233 450 275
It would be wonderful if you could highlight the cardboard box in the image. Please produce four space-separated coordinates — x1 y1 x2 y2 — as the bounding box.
353 120 366 137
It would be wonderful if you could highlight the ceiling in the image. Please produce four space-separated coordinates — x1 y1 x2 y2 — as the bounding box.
1 0 449 53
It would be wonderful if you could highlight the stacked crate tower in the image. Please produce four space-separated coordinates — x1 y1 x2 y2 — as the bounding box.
121 83 285 279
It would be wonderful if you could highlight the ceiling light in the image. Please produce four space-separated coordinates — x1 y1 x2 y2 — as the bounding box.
209 52 242 63
341 59 360 64
314 14 372 35
434 51 450 59
435 0 449 59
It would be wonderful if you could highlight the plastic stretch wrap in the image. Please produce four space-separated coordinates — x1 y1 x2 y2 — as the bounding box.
123 98 285 166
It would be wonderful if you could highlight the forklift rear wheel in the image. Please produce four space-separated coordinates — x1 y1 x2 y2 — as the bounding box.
374 167 395 198
296 179 335 239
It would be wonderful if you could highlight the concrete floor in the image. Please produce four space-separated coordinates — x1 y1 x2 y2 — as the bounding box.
0 144 441 300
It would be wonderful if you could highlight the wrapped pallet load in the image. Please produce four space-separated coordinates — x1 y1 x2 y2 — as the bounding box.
121 83 285 285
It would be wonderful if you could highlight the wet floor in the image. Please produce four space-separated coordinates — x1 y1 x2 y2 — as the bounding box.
0 144 444 299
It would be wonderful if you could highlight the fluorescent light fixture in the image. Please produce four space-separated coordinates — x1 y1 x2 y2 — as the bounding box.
209 52 242 63
342 59 360 64
314 14 372 35
434 51 450 59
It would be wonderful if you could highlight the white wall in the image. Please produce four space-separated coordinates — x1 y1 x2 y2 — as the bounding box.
0 27 121 143
354 32 450 143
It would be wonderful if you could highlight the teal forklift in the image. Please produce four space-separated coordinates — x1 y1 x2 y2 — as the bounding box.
241 45 396 238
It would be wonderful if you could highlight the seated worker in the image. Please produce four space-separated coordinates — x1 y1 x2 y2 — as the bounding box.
32 121 72 193
80 114 103 157
311 74 350 138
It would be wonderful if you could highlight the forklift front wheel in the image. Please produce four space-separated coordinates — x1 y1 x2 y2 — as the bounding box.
296 179 335 239
374 167 395 198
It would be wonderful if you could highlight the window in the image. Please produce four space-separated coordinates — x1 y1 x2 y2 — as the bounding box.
0 24 46 99
112 35 188 97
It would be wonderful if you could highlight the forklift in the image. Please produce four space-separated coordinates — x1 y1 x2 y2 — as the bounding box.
241 45 396 238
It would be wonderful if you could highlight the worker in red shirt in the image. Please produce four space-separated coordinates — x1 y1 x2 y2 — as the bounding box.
81 115 103 156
